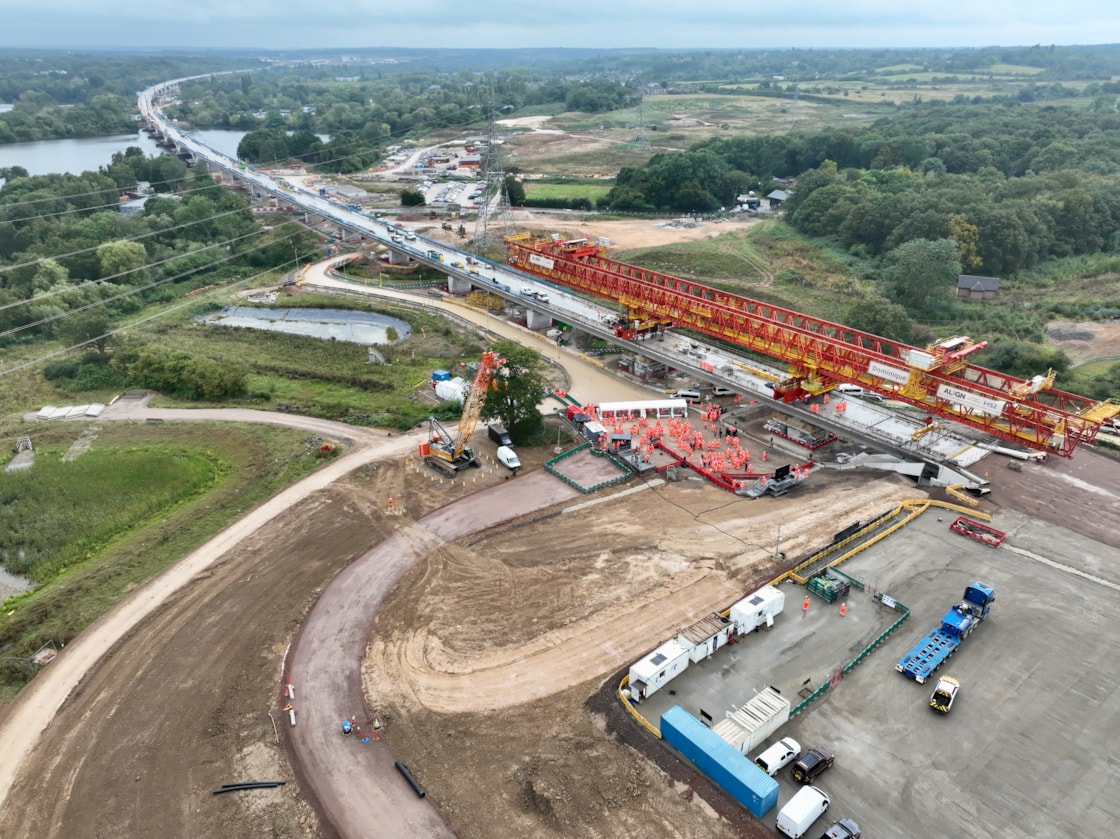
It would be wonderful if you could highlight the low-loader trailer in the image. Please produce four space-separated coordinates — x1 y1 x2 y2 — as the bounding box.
895 582 994 683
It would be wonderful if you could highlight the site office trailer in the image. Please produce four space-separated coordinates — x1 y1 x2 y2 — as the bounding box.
628 639 690 701
730 585 785 635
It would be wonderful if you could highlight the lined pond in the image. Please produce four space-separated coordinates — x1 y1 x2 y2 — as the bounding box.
200 307 411 345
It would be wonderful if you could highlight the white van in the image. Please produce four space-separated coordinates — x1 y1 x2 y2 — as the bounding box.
835 383 863 395
776 785 830 838
753 737 801 777
496 446 520 473
672 388 701 402
712 385 736 397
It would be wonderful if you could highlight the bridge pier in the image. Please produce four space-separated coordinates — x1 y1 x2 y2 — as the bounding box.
447 275 472 295
526 309 553 330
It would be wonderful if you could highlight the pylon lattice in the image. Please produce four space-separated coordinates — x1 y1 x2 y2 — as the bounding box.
473 80 517 255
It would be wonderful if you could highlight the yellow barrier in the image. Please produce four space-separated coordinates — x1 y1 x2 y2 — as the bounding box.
778 498 993 586
617 675 662 739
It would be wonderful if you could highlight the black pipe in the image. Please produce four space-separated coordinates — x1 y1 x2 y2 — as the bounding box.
394 761 426 798
213 781 286 795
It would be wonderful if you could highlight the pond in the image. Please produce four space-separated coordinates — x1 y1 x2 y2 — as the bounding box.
200 307 411 345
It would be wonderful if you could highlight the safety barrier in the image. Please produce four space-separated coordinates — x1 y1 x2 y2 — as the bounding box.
791 594 911 716
617 674 663 739
544 442 632 494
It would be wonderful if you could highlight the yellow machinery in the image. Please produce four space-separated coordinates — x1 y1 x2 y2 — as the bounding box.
425 351 501 475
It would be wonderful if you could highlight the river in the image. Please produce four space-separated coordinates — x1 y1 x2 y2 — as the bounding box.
0 128 328 180
0 128 255 178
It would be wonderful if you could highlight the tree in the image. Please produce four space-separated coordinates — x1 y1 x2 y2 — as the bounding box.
504 175 525 207
881 238 960 313
481 340 549 442
96 240 148 283
32 258 70 292
947 213 982 271
58 310 113 356
845 297 914 343
400 188 425 207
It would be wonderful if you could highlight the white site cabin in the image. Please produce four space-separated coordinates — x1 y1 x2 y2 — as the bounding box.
730 585 785 635
628 638 690 701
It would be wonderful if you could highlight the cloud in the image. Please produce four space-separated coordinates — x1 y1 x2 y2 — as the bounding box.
2 0 1117 49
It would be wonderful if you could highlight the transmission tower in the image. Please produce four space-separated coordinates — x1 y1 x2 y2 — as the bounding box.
631 93 650 150
473 81 517 256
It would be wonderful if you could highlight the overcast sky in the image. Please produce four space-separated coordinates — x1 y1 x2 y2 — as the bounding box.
1 0 1117 51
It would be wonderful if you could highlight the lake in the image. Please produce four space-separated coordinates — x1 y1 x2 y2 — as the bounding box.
0 127 330 181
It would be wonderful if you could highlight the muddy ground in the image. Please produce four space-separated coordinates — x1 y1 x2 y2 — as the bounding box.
0 402 921 839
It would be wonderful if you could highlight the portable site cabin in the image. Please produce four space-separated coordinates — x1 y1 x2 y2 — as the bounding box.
628 639 690 701
710 686 791 756
730 585 785 635
677 613 735 663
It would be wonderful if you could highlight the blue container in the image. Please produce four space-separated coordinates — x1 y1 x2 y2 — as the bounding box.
432 369 451 382
660 705 778 818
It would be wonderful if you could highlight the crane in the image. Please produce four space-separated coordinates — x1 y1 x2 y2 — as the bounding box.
505 234 1119 457
425 350 501 475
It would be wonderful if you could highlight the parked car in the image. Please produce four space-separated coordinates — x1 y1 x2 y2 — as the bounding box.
791 746 835 783
753 737 801 777
820 817 861 839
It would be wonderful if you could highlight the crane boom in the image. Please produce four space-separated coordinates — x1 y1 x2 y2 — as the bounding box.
506 235 1118 457
425 350 501 474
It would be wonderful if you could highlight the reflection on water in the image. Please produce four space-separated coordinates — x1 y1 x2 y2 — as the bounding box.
201 307 411 345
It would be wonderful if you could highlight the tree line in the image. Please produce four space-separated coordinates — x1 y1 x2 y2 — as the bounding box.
0 148 321 395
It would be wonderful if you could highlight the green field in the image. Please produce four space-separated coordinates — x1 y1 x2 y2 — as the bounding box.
524 182 613 202
0 421 326 704
107 292 487 428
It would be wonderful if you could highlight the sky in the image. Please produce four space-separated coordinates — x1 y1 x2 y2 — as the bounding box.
0 0 1117 51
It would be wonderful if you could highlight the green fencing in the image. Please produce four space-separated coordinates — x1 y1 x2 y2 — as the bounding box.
790 595 910 717
544 442 632 494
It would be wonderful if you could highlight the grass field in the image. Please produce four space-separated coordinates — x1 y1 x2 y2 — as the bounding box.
524 182 613 203
0 421 326 704
111 292 487 428
615 221 866 316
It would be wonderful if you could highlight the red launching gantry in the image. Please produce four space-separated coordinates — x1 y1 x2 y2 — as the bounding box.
505 235 1119 457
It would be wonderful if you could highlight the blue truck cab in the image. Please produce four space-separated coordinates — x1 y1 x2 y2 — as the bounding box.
896 582 994 683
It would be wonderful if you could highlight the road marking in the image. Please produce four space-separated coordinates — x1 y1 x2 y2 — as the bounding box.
1003 544 1120 593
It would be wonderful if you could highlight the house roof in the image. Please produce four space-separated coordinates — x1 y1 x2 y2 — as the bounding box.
957 274 1000 292
767 190 789 201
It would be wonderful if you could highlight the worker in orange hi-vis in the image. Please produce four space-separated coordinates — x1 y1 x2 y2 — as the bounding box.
802 595 810 612
840 602 847 617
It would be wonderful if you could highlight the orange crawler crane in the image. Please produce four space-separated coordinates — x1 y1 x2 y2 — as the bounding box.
505 234 1118 457
425 350 501 475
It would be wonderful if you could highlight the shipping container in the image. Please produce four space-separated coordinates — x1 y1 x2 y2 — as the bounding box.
660 705 779 818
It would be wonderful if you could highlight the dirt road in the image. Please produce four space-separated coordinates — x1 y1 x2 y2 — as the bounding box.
285 471 583 837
